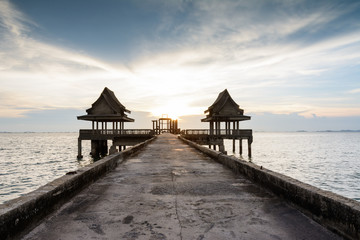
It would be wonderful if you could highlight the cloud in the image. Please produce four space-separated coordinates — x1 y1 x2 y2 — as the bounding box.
1 0 360 123
349 88 360 94
0 1 136 117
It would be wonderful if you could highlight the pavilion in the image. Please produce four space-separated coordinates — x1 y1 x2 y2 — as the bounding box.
77 87 138 158
182 89 253 157
201 89 251 135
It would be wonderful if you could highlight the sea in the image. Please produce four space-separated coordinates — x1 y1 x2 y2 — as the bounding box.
0 132 359 204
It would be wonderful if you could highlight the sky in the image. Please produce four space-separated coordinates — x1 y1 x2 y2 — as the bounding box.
0 0 360 132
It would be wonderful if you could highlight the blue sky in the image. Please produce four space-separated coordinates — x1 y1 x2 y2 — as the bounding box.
0 0 360 131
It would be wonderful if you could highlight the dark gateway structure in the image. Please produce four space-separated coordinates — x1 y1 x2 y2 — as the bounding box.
152 114 180 135
181 89 253 157
77 87 154 158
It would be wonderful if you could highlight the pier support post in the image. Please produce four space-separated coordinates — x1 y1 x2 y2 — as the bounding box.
91 140 100 159
100 140 108 157
109 145 117 155
239 139 243 155
77 138 83 159
248 139 252 158
219 144 227 155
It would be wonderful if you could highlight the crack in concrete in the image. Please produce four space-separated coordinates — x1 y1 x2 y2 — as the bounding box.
171 170 183 240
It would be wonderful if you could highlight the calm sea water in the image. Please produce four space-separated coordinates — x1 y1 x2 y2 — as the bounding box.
225 132 360 201
0 133 91 204
0 132 359 204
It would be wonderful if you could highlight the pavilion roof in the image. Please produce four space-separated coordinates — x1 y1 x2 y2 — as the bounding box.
201 89 251 122
77 87 134 122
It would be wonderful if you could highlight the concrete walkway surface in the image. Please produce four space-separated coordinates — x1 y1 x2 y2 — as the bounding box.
23 133 340 240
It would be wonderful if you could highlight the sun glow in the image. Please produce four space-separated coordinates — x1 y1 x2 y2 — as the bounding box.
150 101 203 120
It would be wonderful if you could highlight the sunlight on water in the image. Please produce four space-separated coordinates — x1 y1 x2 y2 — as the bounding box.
0 133 92 204
225 132 360 201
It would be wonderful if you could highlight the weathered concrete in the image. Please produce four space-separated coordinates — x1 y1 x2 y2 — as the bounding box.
0 137 156 240
23 134 339 240
180 136 360 240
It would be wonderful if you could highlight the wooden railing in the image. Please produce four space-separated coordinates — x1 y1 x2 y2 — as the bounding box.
181 129 252 137
79 129 155 136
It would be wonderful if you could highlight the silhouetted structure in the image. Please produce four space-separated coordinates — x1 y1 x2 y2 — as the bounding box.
77 88 252 158
77 87 154 158
181 89 253 157
152 114 180 134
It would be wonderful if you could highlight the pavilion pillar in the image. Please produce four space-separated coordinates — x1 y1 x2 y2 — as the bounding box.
232 121 236 135
236 121 239 135
232 139 236 152
92 121 95 134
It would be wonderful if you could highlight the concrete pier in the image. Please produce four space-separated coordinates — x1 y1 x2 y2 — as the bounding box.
24 134 339 240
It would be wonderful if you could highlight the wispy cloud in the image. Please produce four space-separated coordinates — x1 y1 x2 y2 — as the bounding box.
349 88 360 94
0 0 135 116
1 0 360 120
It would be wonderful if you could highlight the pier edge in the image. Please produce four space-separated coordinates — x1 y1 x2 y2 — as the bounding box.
0 136 156 240
179 135 360 240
